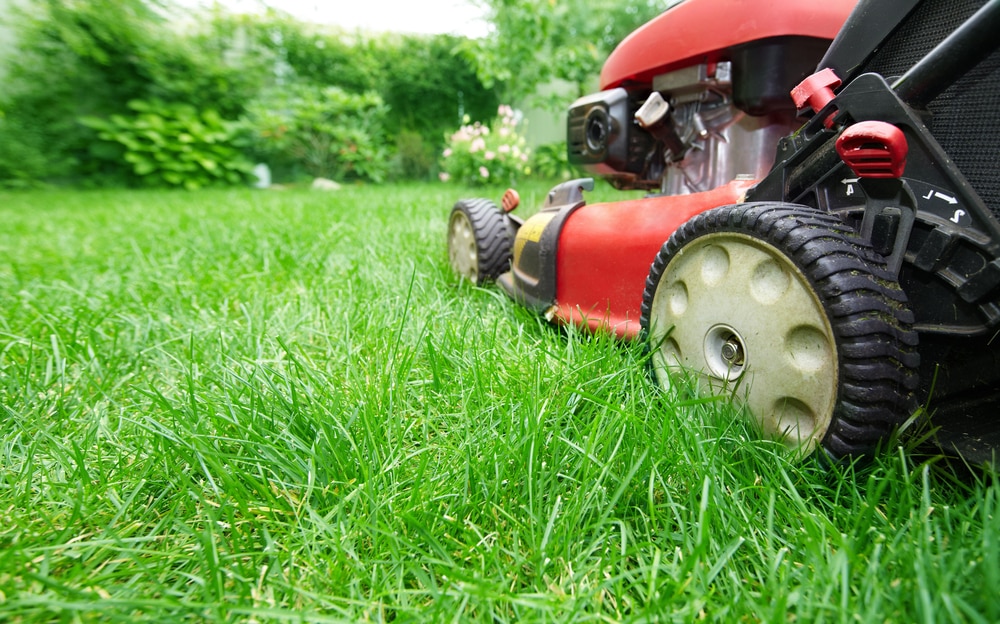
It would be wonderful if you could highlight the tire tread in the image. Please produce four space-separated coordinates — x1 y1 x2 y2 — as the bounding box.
450 198 513 285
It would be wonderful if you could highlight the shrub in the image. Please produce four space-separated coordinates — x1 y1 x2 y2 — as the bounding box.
81 99 253 190
0 110 53 188
1 3 498 187
439 105 530 187
390 130 436 180
241 85 389 184
0 0 274 187
530 141 578 182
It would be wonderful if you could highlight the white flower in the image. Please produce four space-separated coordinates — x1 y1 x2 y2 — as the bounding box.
442 148 452 158
479 166 490 178
439 172 451 182
470 138 486 152
484 151 496 161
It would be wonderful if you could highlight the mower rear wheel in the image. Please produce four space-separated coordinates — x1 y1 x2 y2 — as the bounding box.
447 198 513 285
640 203 919 459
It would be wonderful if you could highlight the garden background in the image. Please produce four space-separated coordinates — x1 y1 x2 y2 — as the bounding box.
1 1 998 622
0 0 668 190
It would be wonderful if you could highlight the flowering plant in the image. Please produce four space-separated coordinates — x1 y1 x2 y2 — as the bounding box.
439 105 530 186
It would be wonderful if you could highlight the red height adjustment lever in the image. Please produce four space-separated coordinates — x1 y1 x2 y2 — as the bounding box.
836 121 909 179
501 188 520 213
791 68 842 128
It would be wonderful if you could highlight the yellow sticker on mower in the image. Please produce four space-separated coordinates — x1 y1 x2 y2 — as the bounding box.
514 212 556 264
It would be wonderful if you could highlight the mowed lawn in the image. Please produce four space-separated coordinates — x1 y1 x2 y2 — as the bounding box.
0 184 997 622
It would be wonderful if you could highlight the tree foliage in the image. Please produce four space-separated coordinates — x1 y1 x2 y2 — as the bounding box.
467 0 668 104
377 34 499 146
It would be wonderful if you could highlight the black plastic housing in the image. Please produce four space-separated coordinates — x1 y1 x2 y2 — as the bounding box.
731 36 833 115
566 88 658 188
497 179 594 311
747 0 1000 460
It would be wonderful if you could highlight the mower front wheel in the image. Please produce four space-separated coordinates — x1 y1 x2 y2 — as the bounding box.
640 203 920 459
447 198 513 285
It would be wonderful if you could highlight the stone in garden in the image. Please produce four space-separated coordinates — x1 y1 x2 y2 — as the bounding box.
252 163 271 188
311 178 342 191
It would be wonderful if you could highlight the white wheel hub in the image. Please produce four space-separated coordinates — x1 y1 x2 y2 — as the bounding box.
648 233 838 455
448 211 478 282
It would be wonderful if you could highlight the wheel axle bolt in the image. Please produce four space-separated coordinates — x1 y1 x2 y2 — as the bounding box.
721 339 744 365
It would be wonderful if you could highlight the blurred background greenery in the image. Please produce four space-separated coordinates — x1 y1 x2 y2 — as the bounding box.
0 0 667 189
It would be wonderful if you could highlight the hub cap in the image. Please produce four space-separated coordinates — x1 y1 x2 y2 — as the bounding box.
448 210 478 282
648 233 838 455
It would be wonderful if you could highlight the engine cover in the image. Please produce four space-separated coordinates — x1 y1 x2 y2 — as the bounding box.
600 0 857 90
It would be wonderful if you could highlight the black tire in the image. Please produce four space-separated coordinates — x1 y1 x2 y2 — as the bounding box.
640 203 920 459
447 198 513 285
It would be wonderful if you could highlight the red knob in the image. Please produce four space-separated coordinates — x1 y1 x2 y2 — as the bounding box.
791 68 842 126
836 121 908 179
501 188 520 213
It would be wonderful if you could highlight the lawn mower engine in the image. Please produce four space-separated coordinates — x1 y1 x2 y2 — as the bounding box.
566 38 823 196
446 0 1000 465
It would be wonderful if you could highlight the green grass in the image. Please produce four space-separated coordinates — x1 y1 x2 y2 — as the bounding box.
0 183 997 623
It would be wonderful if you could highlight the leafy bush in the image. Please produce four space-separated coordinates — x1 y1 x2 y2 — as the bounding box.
1 0 275 187
439 105 530 187
242 21 499 152
390 130 436 181
0 111 53 188
242 85 389 184
530 141 578 182
1 2 499 187
81 100 253 190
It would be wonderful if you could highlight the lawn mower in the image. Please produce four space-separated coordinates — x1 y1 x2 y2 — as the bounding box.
446 0 1000 464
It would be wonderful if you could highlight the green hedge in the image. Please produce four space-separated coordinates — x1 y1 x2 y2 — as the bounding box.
0 1 499 188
